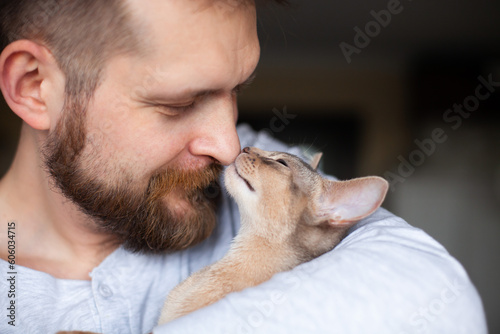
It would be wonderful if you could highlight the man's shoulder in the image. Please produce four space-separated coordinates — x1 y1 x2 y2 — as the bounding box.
156 205 487 333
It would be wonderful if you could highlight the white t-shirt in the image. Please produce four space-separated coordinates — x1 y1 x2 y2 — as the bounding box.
0 124 487 334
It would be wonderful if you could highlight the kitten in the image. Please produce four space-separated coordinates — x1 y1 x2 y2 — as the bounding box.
158 146 388 324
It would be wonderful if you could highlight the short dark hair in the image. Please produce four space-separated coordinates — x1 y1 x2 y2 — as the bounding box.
0 0 141 106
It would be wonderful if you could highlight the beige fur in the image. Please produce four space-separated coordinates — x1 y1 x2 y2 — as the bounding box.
158 147 388 324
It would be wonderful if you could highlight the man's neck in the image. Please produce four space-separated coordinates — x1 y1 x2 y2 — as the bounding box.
0 124 119 280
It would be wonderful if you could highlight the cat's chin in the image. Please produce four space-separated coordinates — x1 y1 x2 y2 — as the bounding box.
224 164 255 199
223 165 239 196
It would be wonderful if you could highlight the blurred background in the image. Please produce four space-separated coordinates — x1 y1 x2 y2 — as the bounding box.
1 0 499 332
240 0 500 332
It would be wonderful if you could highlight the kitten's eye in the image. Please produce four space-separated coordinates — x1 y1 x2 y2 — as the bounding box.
276 159 288 167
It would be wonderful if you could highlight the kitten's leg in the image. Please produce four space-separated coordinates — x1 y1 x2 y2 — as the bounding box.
158 266 236 325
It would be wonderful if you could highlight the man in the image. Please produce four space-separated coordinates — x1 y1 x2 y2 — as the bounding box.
0 0 487 333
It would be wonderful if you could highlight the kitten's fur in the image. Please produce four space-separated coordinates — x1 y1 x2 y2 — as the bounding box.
158 147 388 324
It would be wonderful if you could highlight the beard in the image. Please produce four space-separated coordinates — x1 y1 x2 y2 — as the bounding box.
42 101 222 254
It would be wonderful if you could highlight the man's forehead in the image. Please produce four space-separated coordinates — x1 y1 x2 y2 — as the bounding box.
126 0 255 22
125 0 258 57
109 0 260 99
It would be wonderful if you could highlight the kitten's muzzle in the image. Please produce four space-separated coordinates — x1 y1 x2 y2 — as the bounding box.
234 165 255 192
234 150 258 192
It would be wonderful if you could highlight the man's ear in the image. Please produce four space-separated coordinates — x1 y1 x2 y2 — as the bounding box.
0 40 64 130
314 176 388 226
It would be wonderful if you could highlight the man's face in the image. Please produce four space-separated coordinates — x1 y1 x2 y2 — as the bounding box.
43 0 260 253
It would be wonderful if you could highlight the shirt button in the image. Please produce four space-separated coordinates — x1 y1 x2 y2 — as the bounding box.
99 284 113 298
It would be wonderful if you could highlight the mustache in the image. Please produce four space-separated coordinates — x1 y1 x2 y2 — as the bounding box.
147 163 223 201
136 163 223 252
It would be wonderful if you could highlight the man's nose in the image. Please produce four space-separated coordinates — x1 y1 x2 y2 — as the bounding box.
188 95 241 166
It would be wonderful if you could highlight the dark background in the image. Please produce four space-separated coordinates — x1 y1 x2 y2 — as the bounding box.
1 0 499 332
239 1 500 332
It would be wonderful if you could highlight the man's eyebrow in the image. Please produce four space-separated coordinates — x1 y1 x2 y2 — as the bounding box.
233 71 257 93
189 71 257 98
147 71 257 103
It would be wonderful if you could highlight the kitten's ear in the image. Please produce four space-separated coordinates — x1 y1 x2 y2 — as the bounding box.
310 152 323 170
315 176 388 226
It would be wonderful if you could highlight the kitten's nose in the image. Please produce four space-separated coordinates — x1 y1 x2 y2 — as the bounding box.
242 147 251 153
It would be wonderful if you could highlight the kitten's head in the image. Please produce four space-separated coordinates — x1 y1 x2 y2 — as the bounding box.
224 147 388 258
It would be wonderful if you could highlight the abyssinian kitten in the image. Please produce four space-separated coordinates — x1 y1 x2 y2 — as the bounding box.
158 146 388 324
58 146 388 333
